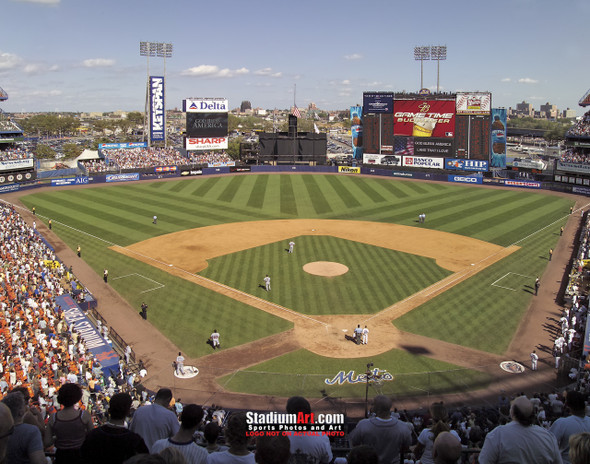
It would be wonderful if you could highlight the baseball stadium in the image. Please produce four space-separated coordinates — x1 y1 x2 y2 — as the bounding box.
2 84 590 461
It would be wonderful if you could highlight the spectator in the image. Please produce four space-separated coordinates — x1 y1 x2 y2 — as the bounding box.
478 396 561 464
130 388 179 452
81 392 148 464
569 432 590 464
203 422 228 454
549 391 590 464
152 404 208 464
346 445 379 464
254 434 291 464
284 396 332 464
432 431 462 464
0 402 14 464
44 382 94 464
2 391 46 464
349 395 411 464
207 412 255 463
414 402 458 464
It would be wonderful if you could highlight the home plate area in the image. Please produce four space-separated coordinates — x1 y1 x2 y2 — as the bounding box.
174 366 199 379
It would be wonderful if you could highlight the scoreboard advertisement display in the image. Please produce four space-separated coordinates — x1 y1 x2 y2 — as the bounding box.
393 100 455 138
183 98 229 151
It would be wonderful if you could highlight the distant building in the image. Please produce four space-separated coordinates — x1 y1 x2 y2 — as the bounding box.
515 101 534 117
540 102 558 119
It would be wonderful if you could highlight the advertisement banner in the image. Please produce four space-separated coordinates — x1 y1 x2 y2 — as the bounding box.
504 179 541 189
414 138 454 157
445 159 489 171
392 171 414 178
350 106 363 159
185 137 229 151
402 156 444 169
0 183 20 193
106 173 140 183
363 92 394 114
362 154 401 166
229 166 251 173
490 108 507 168
183 98 229 113
154 166 178 173
186 113 229 138
56 295 119 375
0 159 34 172
149 76 165 141
180 169 203 176
394 100 455 138
99 142 147 150
50 177 89 187
456 92 491 115
556 161 590 175
448 174 482 184
338 166 361 174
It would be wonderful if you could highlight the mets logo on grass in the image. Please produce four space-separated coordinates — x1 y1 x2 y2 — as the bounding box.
324 368 394 385
245 411 345 437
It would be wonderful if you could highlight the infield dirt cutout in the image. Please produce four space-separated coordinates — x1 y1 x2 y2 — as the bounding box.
113 219 518 359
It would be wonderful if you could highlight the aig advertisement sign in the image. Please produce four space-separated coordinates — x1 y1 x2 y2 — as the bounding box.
150 76 165 141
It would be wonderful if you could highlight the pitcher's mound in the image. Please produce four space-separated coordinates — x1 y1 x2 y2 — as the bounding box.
303 261 349 277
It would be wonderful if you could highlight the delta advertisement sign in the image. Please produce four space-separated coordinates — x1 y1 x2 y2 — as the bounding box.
394 100 455 138
183 98 229 113
185 137 229 150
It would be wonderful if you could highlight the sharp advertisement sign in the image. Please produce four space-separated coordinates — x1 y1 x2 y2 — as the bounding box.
394 100 455 138
183 98 229 151
149 76 165 141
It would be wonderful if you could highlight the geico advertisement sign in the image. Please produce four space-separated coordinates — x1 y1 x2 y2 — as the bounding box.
186 137 228 150
448 175 482 184
402 156 443 169
184 98 229 113
338 166 361 174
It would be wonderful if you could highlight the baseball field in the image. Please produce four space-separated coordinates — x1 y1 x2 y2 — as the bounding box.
18 173 575 399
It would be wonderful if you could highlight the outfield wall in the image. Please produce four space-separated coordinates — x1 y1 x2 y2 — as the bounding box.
0 163 585 196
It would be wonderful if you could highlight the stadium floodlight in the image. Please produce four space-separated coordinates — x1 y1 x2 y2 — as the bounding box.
414 46 431 90
430 45 447 93
139 41 173 148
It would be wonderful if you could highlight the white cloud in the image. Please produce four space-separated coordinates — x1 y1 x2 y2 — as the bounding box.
181 65 250 78
254 67 282 78
344 53 362 60
26 89 63 97
23 63 60 74
501 77 511 82
518 77 539 84
0 52 22 70
82 58 115 68
341 80 350 85
11 0 60 4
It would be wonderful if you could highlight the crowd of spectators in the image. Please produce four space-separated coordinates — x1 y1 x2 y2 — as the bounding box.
4 191 590 463
102 147 187 170
186 152 234 167
79 158 116 173
567 110 590 138
560 148 590 165
0 147 34 161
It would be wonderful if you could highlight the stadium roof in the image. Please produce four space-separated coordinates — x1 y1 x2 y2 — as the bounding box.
579 88 590 107
0 87 7 101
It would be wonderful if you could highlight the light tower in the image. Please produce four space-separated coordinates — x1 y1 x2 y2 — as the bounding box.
413 46 430 90
140 41 173 147
430 45 447 93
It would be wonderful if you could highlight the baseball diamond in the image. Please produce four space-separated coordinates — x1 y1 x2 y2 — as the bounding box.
11 173 583 406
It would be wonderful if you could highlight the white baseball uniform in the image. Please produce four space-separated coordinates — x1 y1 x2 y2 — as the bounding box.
264 275 271 291
211 331 220 348
289 241 295 253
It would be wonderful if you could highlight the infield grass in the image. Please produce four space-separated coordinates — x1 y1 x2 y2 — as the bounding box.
18 174 574 367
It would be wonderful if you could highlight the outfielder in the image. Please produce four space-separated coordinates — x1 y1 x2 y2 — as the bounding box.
264 274 271 291
289 241 295 253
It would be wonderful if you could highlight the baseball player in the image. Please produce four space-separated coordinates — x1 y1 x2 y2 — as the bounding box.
210 329 220 349
288 241 295 253
77 245 81 257
103 268 108 283
534 277 540 295
354 325 362 345
264 274 271 291
153 215 157 224
530 350 538 371
176 352 185 375
362 326 369 345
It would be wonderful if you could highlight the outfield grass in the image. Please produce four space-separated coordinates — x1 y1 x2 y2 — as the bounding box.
18 174 573 376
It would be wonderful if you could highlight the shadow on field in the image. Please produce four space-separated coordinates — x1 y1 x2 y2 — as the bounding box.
400 345 432 355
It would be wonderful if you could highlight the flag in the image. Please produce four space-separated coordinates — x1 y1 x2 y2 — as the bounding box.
314 123 320 134
292 105 301 118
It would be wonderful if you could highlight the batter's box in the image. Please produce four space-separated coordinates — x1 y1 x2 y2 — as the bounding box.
491 272 534 292
112 273 165 294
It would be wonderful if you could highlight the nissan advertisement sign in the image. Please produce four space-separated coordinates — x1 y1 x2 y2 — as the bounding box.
394 100 455 138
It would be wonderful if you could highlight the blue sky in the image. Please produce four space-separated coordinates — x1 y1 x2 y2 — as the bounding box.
0 0 588 114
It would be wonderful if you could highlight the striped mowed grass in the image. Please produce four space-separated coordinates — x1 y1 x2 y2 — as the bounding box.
20 174 572 363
